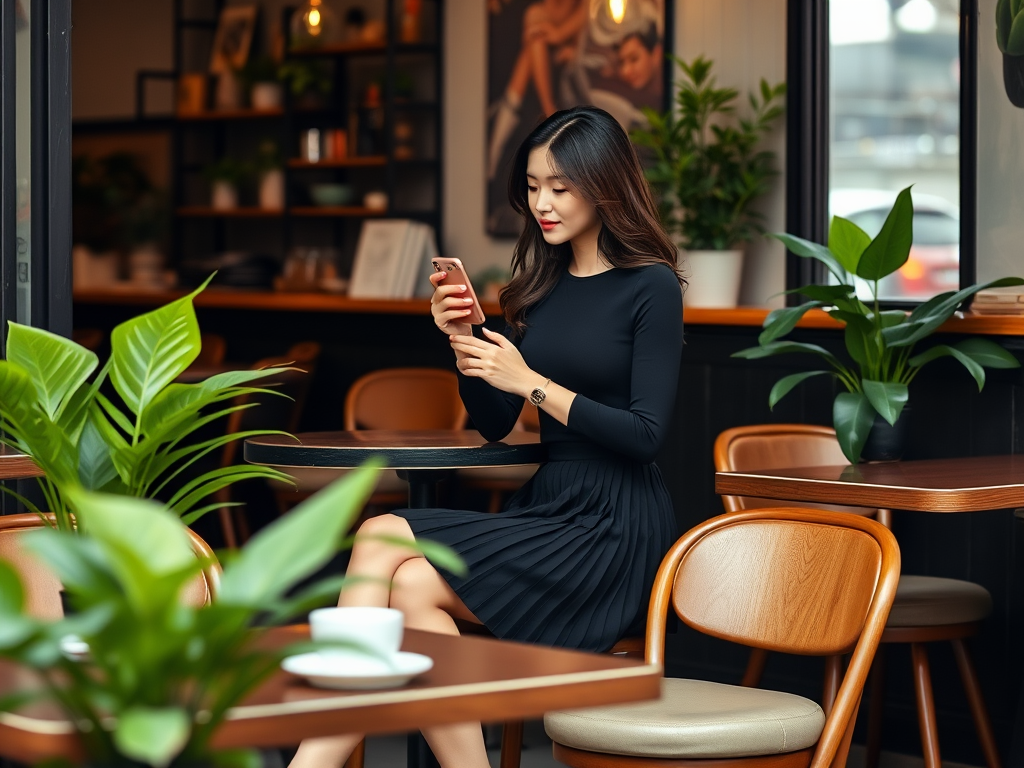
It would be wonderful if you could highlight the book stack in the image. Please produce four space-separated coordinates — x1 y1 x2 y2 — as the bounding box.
971 286 1024 315
348 220 439 299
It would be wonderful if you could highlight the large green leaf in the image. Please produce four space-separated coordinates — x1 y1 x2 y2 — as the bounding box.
856 186 914 280
828 216 871 274
114 706 191 768
68 489 194 585
769 371 831 409
769 233 847 282
998 0 1013 51
954 337 1021 369
833 391 876 464
883 277 1024 347
6 323 98 421
829 311 874 367
218 461 381 605
733 340 843 369
0 560 24 616
780 284 856 303
758 302 825 344
908 344 987 391
109 278 212 418
78 412 119 491
862 380 909 426
0 363 78 486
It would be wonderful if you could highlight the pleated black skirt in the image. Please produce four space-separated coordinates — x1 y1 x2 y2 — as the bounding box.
399 442 678 652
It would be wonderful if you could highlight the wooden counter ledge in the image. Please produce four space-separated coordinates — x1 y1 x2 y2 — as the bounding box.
71 291 1024 335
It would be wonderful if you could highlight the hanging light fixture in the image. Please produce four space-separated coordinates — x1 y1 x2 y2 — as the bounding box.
291 0 338 48
609 0 626 24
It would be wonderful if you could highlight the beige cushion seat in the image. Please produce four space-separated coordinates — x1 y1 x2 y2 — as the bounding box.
544 678 825 759
888 575 992 627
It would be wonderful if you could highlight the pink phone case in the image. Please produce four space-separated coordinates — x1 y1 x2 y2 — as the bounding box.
431 258 487 325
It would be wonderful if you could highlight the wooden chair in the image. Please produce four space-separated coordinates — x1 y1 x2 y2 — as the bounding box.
458 403 541 513
71 328 104 352
0 513 220 615
272 367 467 515
217 341 322 547
715 424 1000 768
545 507 901 768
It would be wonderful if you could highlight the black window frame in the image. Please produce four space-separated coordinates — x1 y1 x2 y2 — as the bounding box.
785 0 978 306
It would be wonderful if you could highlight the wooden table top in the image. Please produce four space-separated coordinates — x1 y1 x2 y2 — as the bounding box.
715 454 1024 512
244 430 546 470
0 445 42 481
0 626 659 763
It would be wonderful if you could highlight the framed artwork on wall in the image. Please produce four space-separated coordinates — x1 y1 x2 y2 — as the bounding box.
209 5 259 74
485 0 669 236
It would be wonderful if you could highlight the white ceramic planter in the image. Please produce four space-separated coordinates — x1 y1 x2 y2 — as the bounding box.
681 249 744 309
251 82 283 110
259 169 285 210
211 181 239 210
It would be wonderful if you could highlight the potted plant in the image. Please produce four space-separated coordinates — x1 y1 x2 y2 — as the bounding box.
254 139 284 211
630 56 786 308
277 59 332 109
734 186 1024 463
204 159 248 210
0 466 466 768
0 276 292 531
122 190 171 287
240 56 284 110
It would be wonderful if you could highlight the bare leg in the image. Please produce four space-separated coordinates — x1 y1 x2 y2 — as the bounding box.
390 558 489 767
289 515 487 768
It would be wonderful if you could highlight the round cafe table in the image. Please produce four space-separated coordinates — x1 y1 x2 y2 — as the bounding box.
244 429 546 509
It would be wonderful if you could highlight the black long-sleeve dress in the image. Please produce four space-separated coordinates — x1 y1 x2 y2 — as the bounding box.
400 263 683 652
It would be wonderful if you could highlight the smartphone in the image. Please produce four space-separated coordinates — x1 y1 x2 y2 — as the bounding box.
431 257 487 325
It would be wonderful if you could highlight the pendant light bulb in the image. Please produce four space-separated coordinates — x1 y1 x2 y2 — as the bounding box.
609 0 626 24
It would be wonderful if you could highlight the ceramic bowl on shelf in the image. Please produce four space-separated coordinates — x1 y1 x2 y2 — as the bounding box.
309 183 354 207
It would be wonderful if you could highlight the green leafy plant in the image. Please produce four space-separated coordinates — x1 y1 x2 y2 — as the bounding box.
630 55 786 251
254 139 283 175
0 464 466 768
0 276 293 531
277 59 332 98
203 158 249 185
238 55 280 88
734 186 1024 463
997 0 1024 55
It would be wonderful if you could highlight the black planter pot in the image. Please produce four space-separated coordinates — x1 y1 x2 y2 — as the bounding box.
861 408 911 463
1003 53 1024 108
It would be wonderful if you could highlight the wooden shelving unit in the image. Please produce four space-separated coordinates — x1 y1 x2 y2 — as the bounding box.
177 207 284 218
167 0 444 273
287 156 387 169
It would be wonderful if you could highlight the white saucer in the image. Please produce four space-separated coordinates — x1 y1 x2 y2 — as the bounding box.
281 651 433 690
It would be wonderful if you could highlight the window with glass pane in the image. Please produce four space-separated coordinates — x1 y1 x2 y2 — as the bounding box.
829 0 961 301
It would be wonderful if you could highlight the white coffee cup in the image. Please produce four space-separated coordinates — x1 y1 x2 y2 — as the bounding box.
309 606 404 658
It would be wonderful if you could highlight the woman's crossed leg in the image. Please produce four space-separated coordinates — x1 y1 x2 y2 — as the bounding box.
288 514 489 768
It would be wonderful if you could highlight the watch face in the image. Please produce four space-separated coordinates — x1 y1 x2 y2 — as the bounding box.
530 388 546 405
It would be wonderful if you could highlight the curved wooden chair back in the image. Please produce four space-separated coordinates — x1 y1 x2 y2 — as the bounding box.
0 514 221 618
714 424 876 517
71 328 104 352
194 333 228 367
344 368 467 431
645 508 900 768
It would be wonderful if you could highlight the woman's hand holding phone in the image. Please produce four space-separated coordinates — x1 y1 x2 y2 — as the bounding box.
429 270 474 339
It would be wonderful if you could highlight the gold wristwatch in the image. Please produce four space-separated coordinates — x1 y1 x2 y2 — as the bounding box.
529 378 552 407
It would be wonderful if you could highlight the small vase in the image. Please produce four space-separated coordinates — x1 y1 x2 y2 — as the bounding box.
259 170 285 210
1004 53 1024 109
250 82 283 110
861 407 911 463
211 181 238 210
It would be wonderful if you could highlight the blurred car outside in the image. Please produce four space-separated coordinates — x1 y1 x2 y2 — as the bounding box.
829 188 960 301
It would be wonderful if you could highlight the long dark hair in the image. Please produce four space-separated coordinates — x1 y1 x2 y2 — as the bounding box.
500 106 683 334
